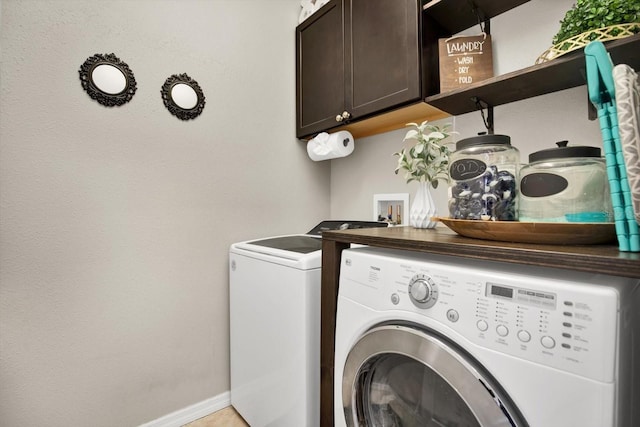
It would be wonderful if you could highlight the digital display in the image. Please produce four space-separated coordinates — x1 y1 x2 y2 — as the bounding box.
485 283 557 309
489 283 513 298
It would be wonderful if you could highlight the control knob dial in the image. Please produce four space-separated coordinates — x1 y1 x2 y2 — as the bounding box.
408 274 438 309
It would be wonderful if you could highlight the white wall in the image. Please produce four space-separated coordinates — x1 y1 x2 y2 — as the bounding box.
0 1 329 426
330 0 604 220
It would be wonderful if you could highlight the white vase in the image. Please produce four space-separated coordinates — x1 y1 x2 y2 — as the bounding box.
410 182 438 229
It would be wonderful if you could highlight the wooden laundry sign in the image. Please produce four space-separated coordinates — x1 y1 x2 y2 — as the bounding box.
438 34 493 92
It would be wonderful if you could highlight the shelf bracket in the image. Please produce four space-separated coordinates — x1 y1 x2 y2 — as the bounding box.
469 1 490 34
471 96 494 134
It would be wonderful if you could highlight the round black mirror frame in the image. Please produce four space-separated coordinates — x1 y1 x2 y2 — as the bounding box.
160 73 206 121
78 53 137 107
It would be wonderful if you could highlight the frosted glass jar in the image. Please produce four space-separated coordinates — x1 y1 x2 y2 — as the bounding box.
519 141 612 222
448 134 520 221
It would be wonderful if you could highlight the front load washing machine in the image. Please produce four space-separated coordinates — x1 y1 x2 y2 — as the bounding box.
334 247 640 427
229 220 386 427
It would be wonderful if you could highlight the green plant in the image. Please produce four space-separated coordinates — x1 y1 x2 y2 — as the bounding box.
552 0 640 45
393 121 454 188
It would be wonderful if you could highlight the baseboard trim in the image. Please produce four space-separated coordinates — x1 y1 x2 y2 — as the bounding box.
139 391 231 427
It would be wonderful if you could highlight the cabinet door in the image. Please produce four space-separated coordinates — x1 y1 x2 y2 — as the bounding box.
346 0 421 119
296 0 345 138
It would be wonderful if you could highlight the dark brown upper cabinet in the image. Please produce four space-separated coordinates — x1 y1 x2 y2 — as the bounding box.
297 0 640 141
295 0 528 140
296 1 345 139
296 0 425 139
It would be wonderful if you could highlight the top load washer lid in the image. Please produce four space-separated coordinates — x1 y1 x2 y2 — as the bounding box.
306 220 388 235
246 235 322 254
229 221 387 270
230 234 323 270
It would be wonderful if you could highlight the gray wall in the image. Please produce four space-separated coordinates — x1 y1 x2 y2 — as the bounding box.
0 1 329 426
330 0 603 220
0 0 614 426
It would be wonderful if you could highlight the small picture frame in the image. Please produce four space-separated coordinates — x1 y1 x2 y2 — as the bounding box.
373 193 409 226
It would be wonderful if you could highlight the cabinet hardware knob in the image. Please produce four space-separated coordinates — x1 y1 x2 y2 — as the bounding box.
341 111 351 119
335 114 344 122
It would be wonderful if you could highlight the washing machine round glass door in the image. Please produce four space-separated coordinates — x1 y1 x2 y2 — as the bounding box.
341 325 527 427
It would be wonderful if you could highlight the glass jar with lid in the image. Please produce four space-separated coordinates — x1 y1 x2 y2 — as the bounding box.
519 141 612 222
448 134 520 221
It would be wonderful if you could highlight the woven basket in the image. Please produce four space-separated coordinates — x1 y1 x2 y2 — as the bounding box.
535 23 640 65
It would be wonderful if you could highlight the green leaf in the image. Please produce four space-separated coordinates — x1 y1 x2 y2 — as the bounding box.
394 124 453 182
404 129 419 141
553 0 640 44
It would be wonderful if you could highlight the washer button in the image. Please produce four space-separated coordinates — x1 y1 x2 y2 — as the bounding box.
476 320 489 332
390 293 400 305
446 309 459 322
517 330 531 343
496 325 509 337
541 336 556 349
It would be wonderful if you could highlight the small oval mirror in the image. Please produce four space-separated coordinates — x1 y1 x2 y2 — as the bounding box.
171 83 198 110
161 73 206 121
92 64 127 95
79 53 137 107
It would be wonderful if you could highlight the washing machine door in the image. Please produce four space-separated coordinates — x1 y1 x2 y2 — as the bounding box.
342 325 527 427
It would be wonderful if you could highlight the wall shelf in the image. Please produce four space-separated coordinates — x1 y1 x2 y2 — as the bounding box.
422 0 529 35
334 34 640 139
425 34 640 115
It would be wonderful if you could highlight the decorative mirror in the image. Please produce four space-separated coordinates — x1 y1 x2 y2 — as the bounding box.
160 73 206 120
78 53 137 107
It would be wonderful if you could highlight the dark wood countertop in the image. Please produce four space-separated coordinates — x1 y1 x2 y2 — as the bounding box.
322 225 640 278
319 225 640 426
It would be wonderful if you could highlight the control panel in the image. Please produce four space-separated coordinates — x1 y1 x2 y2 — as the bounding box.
339 248 627 383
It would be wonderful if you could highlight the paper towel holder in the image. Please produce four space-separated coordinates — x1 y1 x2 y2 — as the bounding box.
307 130 355 161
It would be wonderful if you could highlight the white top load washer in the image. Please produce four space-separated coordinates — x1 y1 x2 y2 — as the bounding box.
334 246 640 427
229 220 386 427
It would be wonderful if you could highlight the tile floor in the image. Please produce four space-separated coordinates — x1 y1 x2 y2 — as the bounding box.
183 406 248 427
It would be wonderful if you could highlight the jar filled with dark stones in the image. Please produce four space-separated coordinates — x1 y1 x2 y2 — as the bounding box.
448 134 520 221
